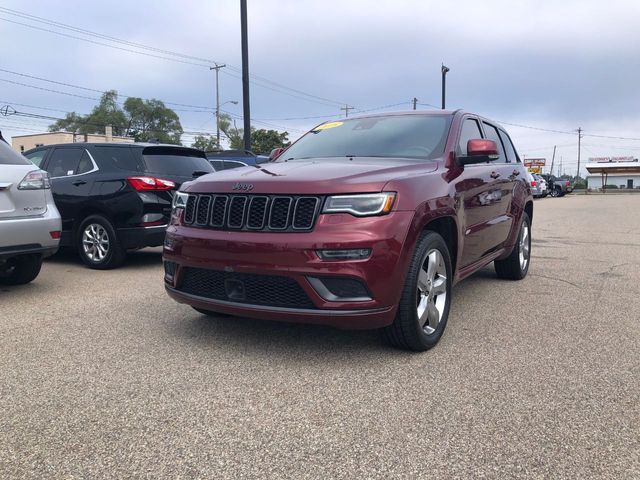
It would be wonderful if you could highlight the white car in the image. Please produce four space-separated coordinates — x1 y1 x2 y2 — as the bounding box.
532 173 548 197
0 134 61 285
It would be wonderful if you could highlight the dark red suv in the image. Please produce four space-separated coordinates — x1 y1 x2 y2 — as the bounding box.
164 110 533 351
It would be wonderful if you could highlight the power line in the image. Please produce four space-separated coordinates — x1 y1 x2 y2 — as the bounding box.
0 7 348 108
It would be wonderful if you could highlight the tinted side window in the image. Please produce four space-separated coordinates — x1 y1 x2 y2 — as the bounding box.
76 150 94 174
482 122 507 163
209 160 224 171
498 129 519 163
93 146 144 172
46 148 84 177
24 149 48 167
458 119 483 155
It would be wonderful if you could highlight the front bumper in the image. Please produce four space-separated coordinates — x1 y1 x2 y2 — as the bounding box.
163 211 415 330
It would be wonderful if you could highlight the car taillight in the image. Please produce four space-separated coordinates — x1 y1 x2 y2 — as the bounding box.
566 181 571 187
127 176 176 191
531 181 537 187
18 170 51 190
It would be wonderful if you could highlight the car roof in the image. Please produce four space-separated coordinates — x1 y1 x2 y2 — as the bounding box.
34 142 200 150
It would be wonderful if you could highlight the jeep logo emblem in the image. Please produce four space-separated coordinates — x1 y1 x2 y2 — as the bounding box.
232 183 254 191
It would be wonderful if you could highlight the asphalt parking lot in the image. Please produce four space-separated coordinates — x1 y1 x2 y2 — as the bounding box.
1 194 638 479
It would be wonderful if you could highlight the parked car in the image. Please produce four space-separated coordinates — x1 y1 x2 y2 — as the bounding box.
525 170 543 197
540 174 570 197
22 143 213 269
206 150 268 171
164 110 533 351
532 173 548 197
0 133 61 284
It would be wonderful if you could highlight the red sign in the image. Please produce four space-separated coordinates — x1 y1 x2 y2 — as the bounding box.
524 158 546 167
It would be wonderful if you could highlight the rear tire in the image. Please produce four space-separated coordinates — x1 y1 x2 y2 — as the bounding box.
77 215 126 269
0 254 43 285
381 231 452 352
495 212 531 280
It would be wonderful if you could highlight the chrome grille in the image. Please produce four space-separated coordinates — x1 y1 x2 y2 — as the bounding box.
184 195 197 224
182 194 321 232
195 195 211 225
228 196 247 228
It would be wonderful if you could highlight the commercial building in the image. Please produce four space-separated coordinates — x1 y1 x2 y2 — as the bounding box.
11 126 134 152
586 157 640 190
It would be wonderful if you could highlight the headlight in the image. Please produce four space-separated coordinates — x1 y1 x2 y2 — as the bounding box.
172 191 189 211
322 193 396 217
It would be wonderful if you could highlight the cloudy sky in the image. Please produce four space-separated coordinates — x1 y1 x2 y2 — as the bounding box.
1 0 639 176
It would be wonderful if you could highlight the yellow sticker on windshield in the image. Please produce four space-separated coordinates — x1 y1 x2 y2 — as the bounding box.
314 121 344 131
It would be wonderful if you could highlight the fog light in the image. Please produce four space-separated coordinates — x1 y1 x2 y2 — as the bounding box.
164 261 177 283
307 277 372 301
316 249 371 260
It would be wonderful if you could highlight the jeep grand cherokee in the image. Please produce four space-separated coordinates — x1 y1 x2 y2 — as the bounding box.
163 110 533 351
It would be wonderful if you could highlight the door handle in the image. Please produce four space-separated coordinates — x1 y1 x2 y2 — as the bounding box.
72 180 86 186
512 170 520 176
490 172 501 179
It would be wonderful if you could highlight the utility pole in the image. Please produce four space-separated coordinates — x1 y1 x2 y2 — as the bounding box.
240 0 251 151
576 127 583 179
441 64 450 109
340 104 354 117
210 63 226 148
559 156 563 176
412 97 418 110
549 145 556 176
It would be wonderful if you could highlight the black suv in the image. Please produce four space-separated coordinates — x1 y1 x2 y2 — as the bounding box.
23 143 213 269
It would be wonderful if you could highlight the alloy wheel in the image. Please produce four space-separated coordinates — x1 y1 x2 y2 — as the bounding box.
416 249 448 335
82 223 110 262
519 221 530 271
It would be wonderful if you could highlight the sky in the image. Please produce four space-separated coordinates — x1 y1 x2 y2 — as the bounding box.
1 0 639 177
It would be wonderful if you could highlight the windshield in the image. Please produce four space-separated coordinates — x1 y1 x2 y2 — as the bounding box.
281 114 452 161
141 147 213 176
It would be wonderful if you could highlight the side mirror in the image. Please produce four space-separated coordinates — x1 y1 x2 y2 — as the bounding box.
269 147 285 161
458 139 499 166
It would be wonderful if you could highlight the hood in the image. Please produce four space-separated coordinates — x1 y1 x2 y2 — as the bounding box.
183 157 439 195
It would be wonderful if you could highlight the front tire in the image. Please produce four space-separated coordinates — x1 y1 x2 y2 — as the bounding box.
0 254 43 285
382 231 452 352
77 215 126 269
495 212 531 280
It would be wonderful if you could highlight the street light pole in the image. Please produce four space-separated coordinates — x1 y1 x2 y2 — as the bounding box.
210 63 226 148
441 64 450 110
240 0 251 151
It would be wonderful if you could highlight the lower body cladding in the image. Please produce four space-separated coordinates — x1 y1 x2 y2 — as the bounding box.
163 211 415 329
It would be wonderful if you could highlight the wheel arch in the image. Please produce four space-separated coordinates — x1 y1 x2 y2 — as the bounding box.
422 215 459 277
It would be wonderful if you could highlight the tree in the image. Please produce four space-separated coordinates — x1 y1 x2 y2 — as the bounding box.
123 97 183 144
217 113 289 153
191 135 218 151
251 129 290 154
218 113 245 150
48 90 127 136
48 90 183 144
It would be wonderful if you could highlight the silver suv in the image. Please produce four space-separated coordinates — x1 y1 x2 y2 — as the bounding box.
0 134 61 285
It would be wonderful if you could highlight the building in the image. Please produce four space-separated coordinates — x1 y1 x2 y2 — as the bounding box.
11 126 134 152
586 157 640 190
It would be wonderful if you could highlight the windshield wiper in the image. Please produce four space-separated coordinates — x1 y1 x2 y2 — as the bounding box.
192 170 210 177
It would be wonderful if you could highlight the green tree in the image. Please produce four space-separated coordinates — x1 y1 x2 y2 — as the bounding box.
217 114 289 153
251 129 290 154
48 90 127 136
48 90 183 144
123 97 183 144
218 113 245 150
191 135 219 151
